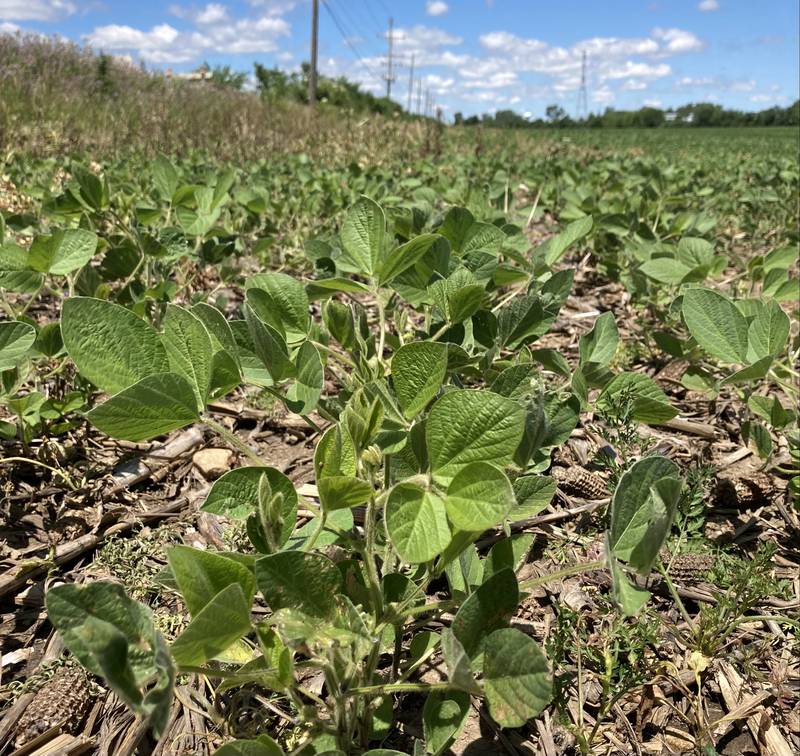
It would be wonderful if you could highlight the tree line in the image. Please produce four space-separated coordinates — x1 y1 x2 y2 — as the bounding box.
455 100 800 128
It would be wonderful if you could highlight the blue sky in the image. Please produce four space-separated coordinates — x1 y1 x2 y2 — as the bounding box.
1 0 798 118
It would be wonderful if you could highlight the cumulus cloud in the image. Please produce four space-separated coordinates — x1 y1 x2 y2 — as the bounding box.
651 27 704 54
698 0 719 10
426 1 448 16
0 0 74 21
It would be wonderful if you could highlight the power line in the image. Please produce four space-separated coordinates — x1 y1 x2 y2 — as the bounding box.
330 0 378 45
322 0 381 80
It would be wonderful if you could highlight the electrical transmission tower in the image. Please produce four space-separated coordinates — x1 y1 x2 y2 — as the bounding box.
576 50 589 119
384 17 396 98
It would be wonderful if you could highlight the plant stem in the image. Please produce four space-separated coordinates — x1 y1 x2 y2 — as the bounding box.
519 559 605 590
303 511 327 552
0 456 78 489
202 415 266 466
344 681 452 697
657 562 694 627
311 340 356 369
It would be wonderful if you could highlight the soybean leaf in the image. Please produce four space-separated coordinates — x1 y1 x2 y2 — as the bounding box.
29 228 98 275
170 583 252 666
161 304 214 409
541 215 593 266
423 691 470 756
0 243 43 292
607 545 650 617
167 544 256 616
340 196 386 278
246 273 310 344
244 303 296 382
440 628 481 695
0 320 36 371
721 356 773 385
285 341 323 414
639 257 692 285
484 533 534 578
445 462 514 532
609 456 681 575
579 311 619 366
255 551 343 618
379 233 440 286
86 372 198 441
202 467 297 547
483 628 552 727
747 299 790 361
597 372 677 424
318 475 373 512
214 735 284 756
676 237 714 268
426 390 525 486
682 288 748 364
385 483 451 564
392 341 448 418
510 475 555 520
451 568 518 659
46 581 175 736
62 297 169 394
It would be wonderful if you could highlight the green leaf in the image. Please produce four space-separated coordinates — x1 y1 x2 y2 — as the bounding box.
29 229 98 275
171 583 252 666
490 364 534 399
340 196 386 278
213 735 285 756
608 550 650 617
45 582 175 736
392 341 448 419
167 544 256 616
510 475 555 520
597 372 678 424
426 390 525 486
440 628 480 694
682 288 749 364
639 257 692 285
0 320 36 371
246 273 310 344
255 551 343 618
161 304 214 409
482 628 552 728
379 233 440 286
516 393 580 466
747 299 789 361
579 312 619 366
721 356 773 385
385 483 451 564
451 568 518 659
286 341 323 414
244 303 295 382
318 475 373 512
676 237 714 268
609 456 681 575
202 467 297 547
423 691 470 756
484 533 534 578
445 462 514 532
152 153 179 202
62 297 169 394
541 215 593 266
0 243 43 293
743 420 773 459
87 372 198 441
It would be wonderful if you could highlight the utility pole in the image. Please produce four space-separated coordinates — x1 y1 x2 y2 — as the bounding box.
576 50 588 119
406 53 414 112
416 78 422 114
309 0 318 106
384 17 395 99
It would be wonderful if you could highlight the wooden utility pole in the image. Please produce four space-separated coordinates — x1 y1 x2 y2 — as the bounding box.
309 0 319 106
406 53 414 112
384 17 395 99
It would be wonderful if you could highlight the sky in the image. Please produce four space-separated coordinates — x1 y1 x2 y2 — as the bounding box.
1 0 798 118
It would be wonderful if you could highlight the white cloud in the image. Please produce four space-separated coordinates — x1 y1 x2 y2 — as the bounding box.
651 27 705 54
698 0 719 10
0 0 74 21
196 3 228 25
643 98 662 106
426 1 448 16
750 93 787 104
86 12 290 63
603 61 670 79
592 85 614 104
676 75 714 86
621 78 648 91
730 79 755 92
0 19 19 31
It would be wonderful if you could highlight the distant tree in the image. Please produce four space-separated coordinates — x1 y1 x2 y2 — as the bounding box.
208 63 248 90
545 104 567 122
453 111 464 125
